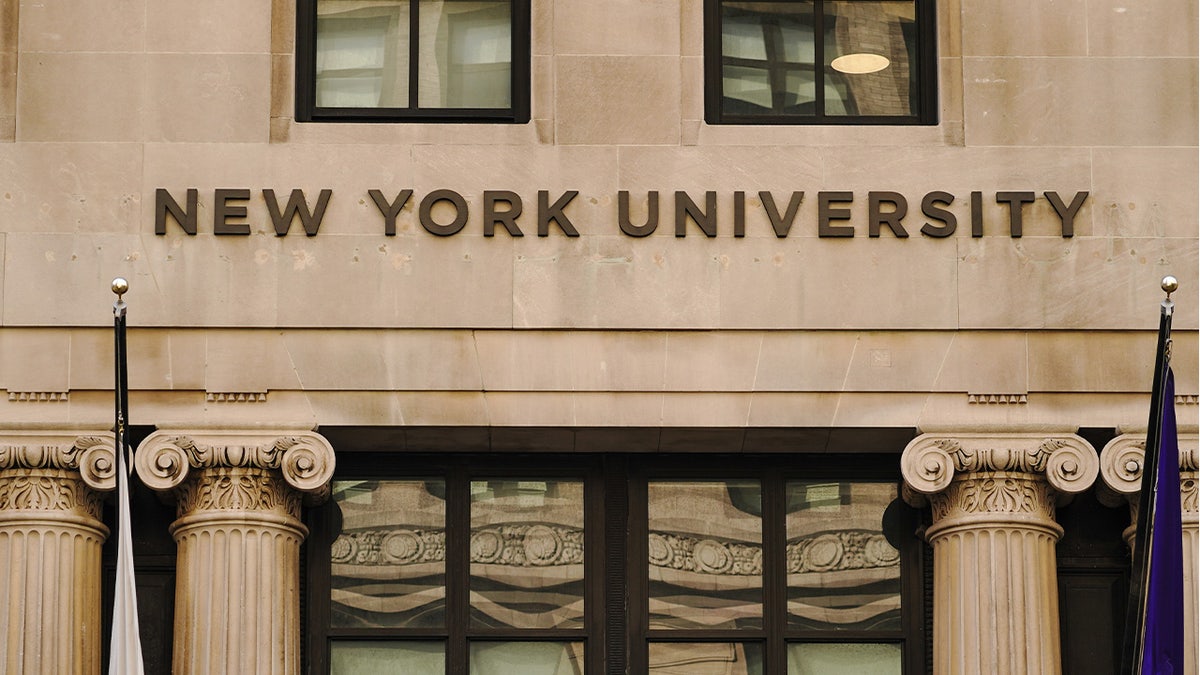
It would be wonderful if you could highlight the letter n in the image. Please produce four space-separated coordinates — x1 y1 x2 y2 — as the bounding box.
155 188 198 235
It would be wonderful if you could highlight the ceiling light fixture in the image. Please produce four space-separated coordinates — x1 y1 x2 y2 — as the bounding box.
830 53 890 74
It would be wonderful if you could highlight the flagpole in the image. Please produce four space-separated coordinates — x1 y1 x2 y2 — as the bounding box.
1119 275 1177 675
109 277 145 675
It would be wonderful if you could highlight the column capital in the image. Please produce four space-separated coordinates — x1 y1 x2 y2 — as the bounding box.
1098 432 1199 510
0 429 117 492
134 429 336 502
901 432 1099 505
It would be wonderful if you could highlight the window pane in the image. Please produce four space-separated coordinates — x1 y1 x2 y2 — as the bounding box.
649 642 764 675
331 640 445 674
418 1 512 108
786 482 900 631
469 641 585 675
787 642 902 674
823 1 916 116
723 65 774 113
648 481 762 630
316 1 410 107
331 480 446 628
470 480 584 629
720 3 816 116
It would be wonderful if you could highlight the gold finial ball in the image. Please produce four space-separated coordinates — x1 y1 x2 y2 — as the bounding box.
111 277 129 295
1162 275 1178 294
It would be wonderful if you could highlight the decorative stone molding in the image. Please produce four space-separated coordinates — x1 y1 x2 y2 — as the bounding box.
0 431 118 518
1098 433 1198 514
135 430 334 504
0 430 117 674
205 391 268 403
1099 432 1199 675
902 432 1099 675
967 393 1027 405
135 429 334 675
6 390 69 402
902 433 1097 507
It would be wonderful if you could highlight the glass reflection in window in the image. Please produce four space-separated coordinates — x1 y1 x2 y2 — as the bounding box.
316 0 512 110
718 0 917 118
787 641 902 674
785 482 900 631
330 480 447 628
470 480 585 629
648 480 763 630
330 640 445 674
469 641 584 675
649 642 764 675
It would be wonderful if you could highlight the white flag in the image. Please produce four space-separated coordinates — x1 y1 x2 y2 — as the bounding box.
108 443 145 675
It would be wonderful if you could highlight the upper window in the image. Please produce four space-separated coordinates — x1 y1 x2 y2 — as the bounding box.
705 0 937 124
296 0 531 123
306 453 927 674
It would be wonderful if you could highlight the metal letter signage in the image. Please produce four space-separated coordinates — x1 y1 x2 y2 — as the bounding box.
153 188 1089 239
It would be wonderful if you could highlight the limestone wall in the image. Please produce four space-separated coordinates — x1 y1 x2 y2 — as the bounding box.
0 0 1195 430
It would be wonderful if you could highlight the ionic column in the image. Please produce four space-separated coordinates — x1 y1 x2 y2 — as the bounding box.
0 431 116 674
135 430 334 675
902 433 1099 675
1099 432 1199 675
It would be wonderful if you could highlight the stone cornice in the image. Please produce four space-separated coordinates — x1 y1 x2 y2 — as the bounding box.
134 429 335 502
0 430 117 492
901 432 1099 506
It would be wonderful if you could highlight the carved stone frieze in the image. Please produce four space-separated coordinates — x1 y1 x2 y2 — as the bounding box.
0 431 117 492
472 524 584 567
135 429 335 502
333 528 446 566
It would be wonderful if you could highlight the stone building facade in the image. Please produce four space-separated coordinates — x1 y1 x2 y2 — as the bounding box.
0 0 1196 673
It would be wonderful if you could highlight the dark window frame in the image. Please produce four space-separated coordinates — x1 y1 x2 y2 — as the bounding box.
306 452 927 674
703 0 939 125
295 0 532 124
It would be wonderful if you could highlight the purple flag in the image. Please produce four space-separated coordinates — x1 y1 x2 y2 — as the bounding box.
1141 368 1184 674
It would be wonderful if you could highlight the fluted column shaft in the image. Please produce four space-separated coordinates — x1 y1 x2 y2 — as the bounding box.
1100 433 1199 675
0 432 116 674
903 433 1099 675
136 430 334 675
